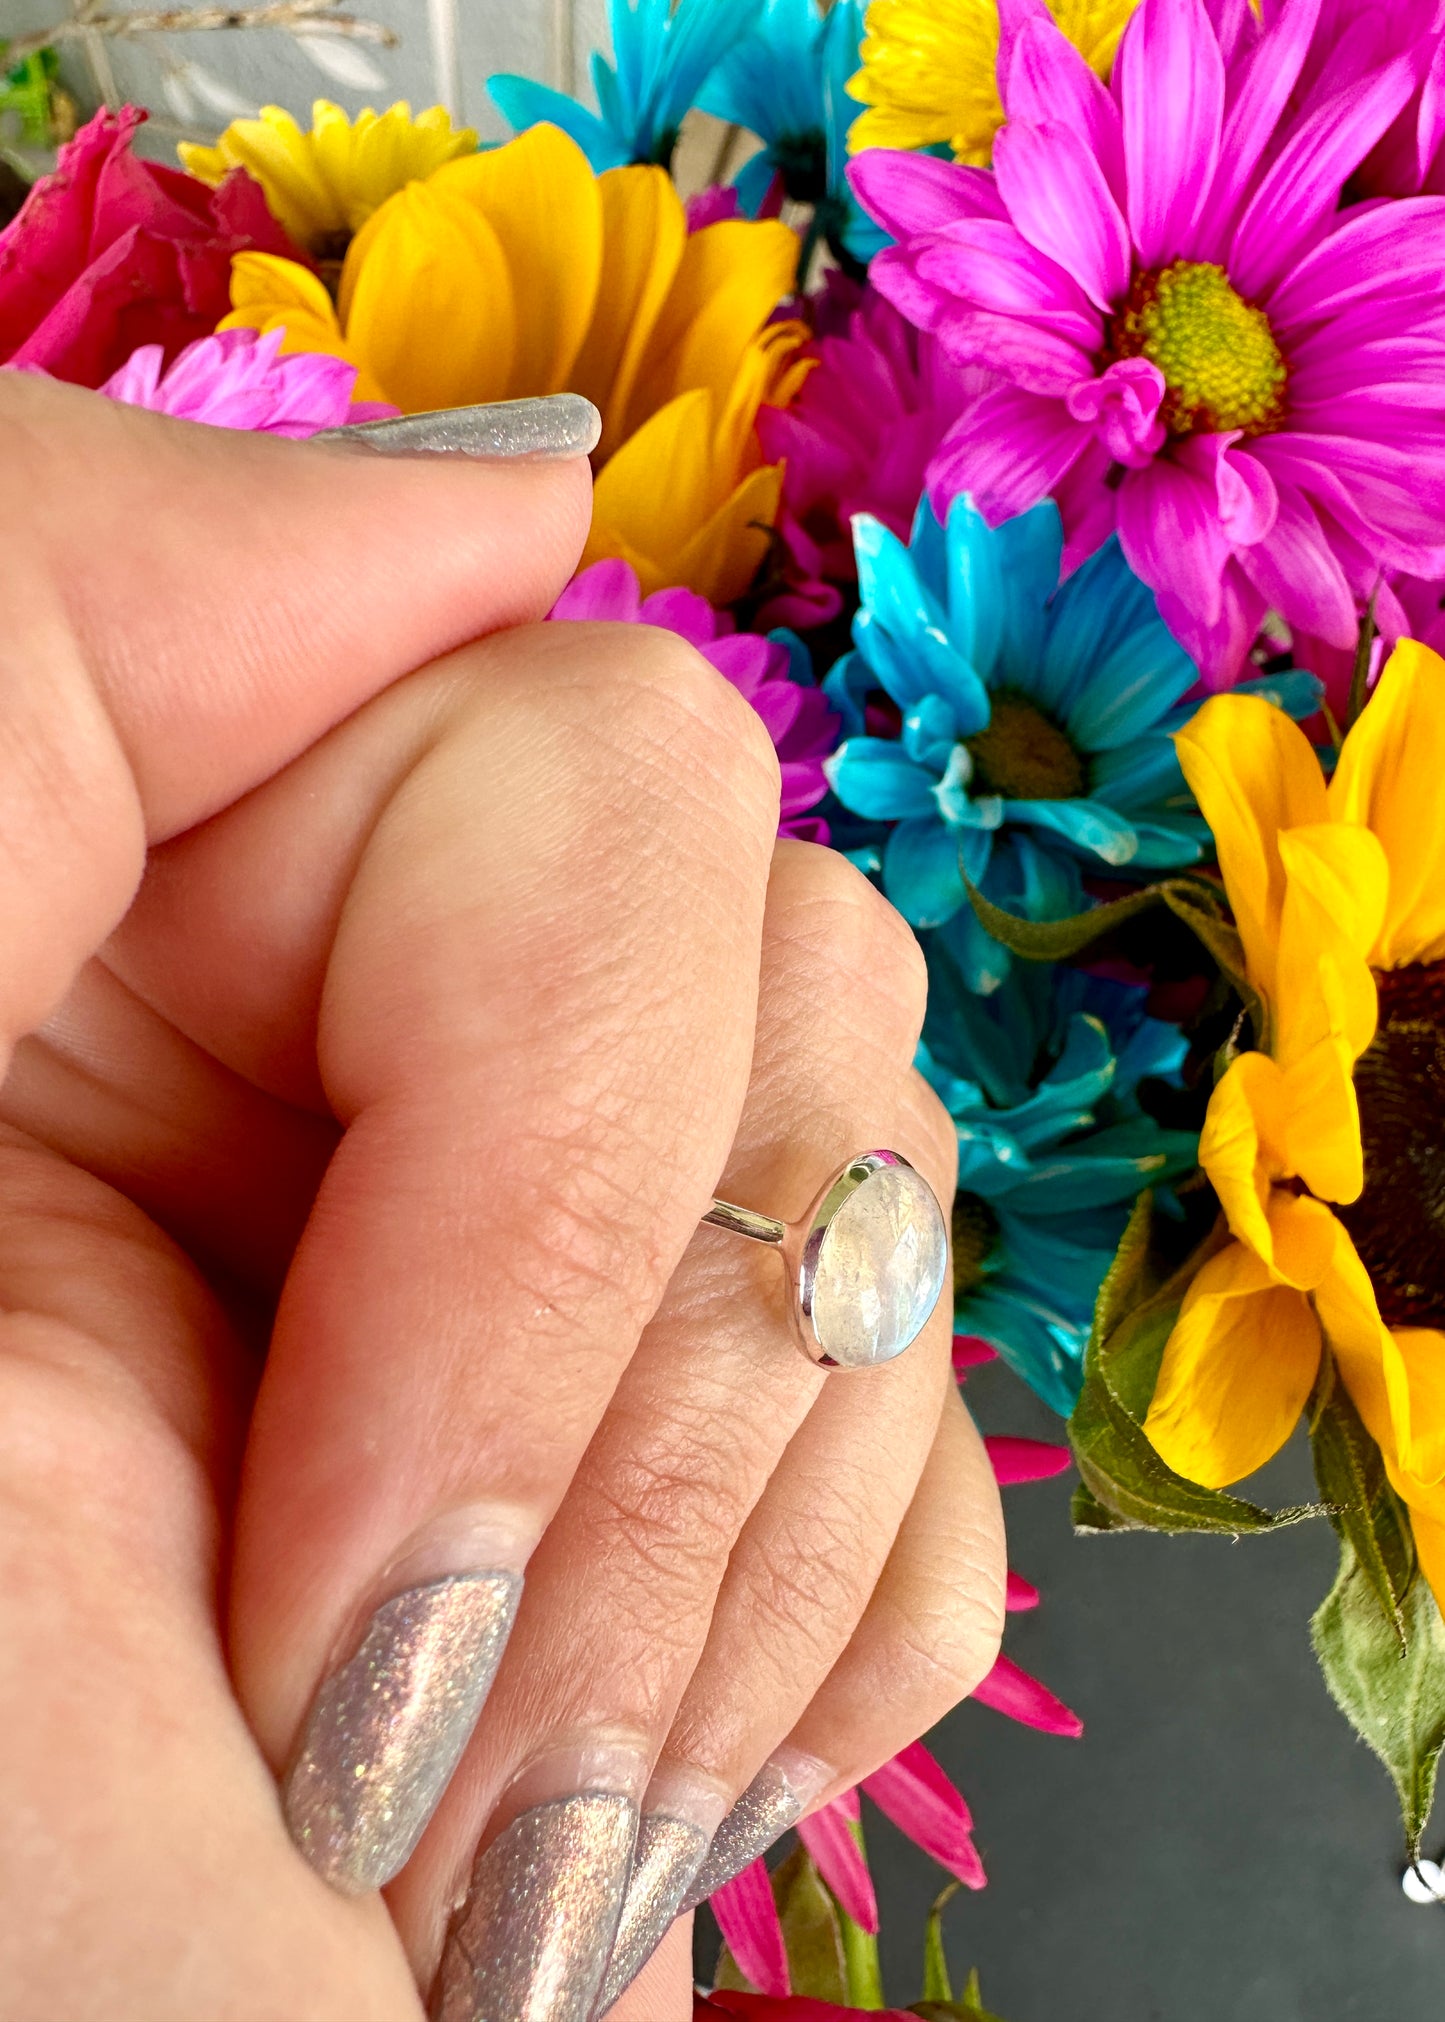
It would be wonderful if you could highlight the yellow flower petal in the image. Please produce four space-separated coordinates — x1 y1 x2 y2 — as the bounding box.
1144 1240 1321 1487
1314 1225 1418 1481
1197 1050 1288 1262
1174 695 1328 1021
430 125 602 398
221 250 391 395
635 218 801 428
572 164 688 458
182 99 477 248
847 0 1141 164
1329 638 1445 968
341 181 516 412
669 461 785 606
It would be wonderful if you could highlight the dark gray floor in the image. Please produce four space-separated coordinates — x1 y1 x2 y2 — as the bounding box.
702 1359 1445 2019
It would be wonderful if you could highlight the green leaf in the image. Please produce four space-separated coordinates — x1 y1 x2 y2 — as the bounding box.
1309 1355 1417 1648
1070 1480 1140 1533
1312 1536 1445 1858
1346 593 1378 734
772 1844 849 2003
920 1883 960 2003
965 875 1268 1047
1069 1200 1319 1535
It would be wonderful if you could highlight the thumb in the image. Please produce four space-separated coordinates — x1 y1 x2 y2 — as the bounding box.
0 372 594 1064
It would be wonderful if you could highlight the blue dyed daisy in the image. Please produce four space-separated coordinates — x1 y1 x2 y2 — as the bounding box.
824 496 1321 994
489 0 761 172
919 943 1200 1416
697 0 884 268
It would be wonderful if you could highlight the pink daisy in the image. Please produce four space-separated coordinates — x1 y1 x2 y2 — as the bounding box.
549 559 839 840
95 326 393 437
851 0 1445 685
755 276 990 630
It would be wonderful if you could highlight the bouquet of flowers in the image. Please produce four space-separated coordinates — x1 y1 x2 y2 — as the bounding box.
6 0 1445 2001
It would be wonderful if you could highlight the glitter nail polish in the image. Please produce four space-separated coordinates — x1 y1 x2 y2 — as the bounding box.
594 1813 710 2016
316 394 601 460
431 1791 638 2022
284 1570 521 1895
680 1755 827 1912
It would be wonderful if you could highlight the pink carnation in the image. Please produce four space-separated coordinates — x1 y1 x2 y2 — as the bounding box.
549 560 839 841
853 0 1445 685
0 105 303 389
96 327 394 437
756 277 990 629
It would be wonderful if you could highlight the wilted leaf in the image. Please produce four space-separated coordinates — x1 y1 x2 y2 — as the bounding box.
1310 1356 1416 1647
1070 1199 1317 1535
1312 1539 1445 1857
912 1968 1009 2022
772 1844 848 2003
920 1883 959 2003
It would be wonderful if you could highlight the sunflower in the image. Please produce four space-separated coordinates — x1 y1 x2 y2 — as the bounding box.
179 100 477 254
219 122 806 603
1143 642 1445 1599
846 0 1140 163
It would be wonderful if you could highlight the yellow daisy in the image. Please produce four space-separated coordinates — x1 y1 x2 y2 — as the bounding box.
222 122 806 604
847 0 1141 164
1142 641 1445 1601
179 99 477 252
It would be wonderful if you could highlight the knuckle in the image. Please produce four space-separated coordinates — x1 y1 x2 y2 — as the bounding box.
739 1490 876 1665
583 1423 749 1596
776 850 928 1039
883 1527 1008 1712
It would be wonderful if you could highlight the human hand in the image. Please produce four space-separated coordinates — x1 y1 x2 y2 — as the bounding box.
0 371 1005 2020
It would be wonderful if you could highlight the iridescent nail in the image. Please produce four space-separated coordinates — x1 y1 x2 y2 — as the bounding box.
680 1752 829 1912
594 1813 710 2016
284 1570 521 1894
316 394 601 460
431 1791 638 2022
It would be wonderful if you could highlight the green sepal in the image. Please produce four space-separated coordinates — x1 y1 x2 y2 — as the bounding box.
1312 1536 1445 1859
1069 1196 1319 1535
920 1882 959 2003
777 1843 851 2002
1309 1353 1417 1648
965 875 1267 1048
911 1970 1008 2022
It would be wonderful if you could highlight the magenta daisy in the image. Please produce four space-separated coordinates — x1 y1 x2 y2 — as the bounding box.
851 0 1445 684
549 560 839 839
756 276 990 629
95 327 393 436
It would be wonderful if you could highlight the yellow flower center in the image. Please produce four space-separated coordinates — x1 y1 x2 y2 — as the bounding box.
953 1192 1000 1297
1110 260 1288 438
1337 963 1445 1328
966 693 1086 802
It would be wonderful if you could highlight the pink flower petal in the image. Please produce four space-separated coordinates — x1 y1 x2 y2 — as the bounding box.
710 1859 791 1998
985 1435 1073 1485
1004 14 1126 204
1065 358 1166 467
993 119 1130 313
1116 453 1232 625
863 1743 986 1890
1116 0 1224 267
953 1334 998 1374
927 384 1091 525
1007 1570 1042 1610
1207 0 1324 247
848 152 1005 242
973 1652 1084 1736
1235 483 1358 646
797 1800 879 1934
1231 47 1427 299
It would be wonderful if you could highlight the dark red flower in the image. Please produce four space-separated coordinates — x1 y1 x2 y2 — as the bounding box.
0 105 305 388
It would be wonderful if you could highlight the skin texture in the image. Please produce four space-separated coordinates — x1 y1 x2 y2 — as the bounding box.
0 372 1005 2018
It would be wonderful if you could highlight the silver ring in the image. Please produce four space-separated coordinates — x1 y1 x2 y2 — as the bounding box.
702 1150 949 1370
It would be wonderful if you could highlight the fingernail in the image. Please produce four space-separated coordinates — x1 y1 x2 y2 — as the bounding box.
431 1791 638 2022
284 1568 522 1894
679 1748 832 1911
594 1813 710 2017
316 394 601 460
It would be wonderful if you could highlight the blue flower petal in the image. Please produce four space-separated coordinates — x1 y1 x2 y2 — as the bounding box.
486 76 632 168
883 817 970 926
1231 669 1325 720
958 1281 1086 1415
988 500 1062 688
826 739 939 821
944 495 1005 687
821 648 875 740
1003 795 1142 866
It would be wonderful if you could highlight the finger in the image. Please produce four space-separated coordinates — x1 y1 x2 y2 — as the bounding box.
216 620 782 1905
0 374 590 1071
789 1380 1006 1789
0 1126 424 2019
389 842 952 2015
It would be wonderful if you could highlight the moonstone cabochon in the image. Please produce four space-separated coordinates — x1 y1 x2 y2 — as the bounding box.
807 1161 948 1368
